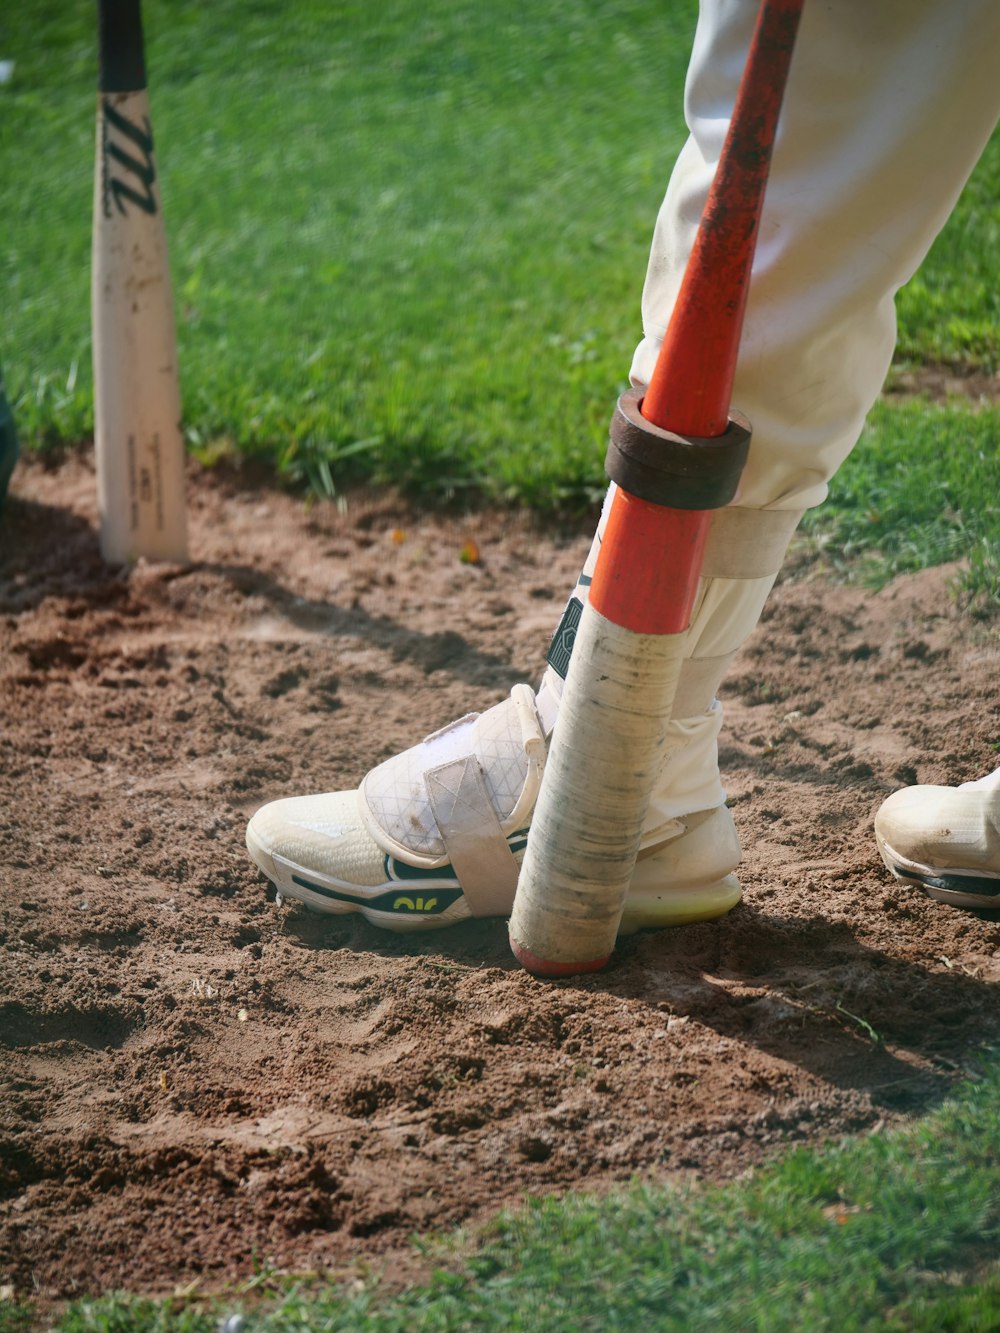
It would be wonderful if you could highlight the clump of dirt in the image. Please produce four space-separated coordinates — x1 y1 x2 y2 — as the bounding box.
1 451 998 1305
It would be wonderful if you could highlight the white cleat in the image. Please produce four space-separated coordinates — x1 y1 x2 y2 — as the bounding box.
874 770 1000 910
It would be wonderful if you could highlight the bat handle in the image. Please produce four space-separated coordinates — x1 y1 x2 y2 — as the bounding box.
642 0 806 437
98 0 147 94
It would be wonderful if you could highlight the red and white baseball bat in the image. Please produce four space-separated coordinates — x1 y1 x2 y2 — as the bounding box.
509 0 805 976
92 0 188 564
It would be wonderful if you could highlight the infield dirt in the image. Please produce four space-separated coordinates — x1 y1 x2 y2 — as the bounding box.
2 452 999 1307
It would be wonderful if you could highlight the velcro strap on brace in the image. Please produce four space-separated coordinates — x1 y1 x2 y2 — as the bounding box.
425 758 521 916
701 507 803 579
670 506 805 716
359 684 546 917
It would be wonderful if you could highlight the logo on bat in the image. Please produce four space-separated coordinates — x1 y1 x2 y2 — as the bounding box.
101 101 158 218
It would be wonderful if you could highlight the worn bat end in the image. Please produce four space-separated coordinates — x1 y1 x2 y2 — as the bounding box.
508 930 611 978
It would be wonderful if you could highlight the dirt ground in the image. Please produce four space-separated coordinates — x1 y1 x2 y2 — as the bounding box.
2 451 999 1308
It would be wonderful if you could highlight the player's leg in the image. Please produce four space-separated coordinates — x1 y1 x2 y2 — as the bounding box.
612 0 1000 924
246 0 1000 931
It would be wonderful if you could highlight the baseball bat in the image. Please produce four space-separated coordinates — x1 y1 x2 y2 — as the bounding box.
509 0 805 976
92 0 189 565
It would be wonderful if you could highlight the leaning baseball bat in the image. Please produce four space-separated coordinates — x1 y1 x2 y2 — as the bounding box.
509 0 805 976
92 0 189 565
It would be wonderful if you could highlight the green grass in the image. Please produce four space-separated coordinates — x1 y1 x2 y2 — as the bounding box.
2 0 697 505
894 144 1000 371
13 1050 998 1331
800 400 1000 604
2 0 998 514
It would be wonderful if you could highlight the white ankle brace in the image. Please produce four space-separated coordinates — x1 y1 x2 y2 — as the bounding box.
359 684 545 916
539 498 803 818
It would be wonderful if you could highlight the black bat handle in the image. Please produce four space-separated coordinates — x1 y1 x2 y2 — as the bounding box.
98 0 147 93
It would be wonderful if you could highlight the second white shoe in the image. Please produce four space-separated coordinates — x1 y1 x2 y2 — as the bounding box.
874 770 1000 910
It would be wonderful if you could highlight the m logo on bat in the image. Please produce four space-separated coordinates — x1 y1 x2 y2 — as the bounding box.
101 102 158 218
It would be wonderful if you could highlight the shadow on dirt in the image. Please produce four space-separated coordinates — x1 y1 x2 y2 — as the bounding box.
0 494 533 692
201 561 534 691
279 897 999 1123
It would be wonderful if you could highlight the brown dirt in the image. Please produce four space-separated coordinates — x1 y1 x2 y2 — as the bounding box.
2 451 999 1308
883 360 1000 405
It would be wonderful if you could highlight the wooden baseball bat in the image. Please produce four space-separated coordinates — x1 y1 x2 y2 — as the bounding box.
92 0 188 564
509 0 805 976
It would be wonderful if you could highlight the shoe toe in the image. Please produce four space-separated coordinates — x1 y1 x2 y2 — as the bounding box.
246 789 477 930
875 785 1000 907
246 790 387 893
876 785 982 870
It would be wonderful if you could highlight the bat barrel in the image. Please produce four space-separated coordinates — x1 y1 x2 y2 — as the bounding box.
509 495 712 976
92 0 189 565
